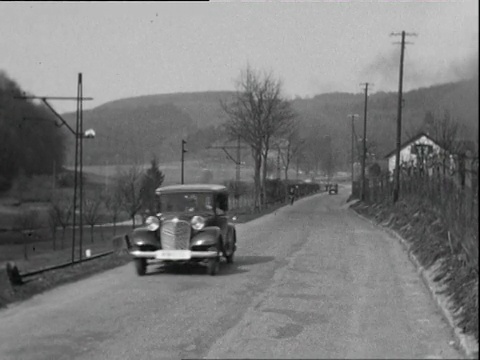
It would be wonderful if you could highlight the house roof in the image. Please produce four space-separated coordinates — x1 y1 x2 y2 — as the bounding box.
383 132 442 159
155 184 228 194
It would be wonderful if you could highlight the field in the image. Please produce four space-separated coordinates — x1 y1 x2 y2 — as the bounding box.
0 224 133 273
0 159 315 274
76 160 259 186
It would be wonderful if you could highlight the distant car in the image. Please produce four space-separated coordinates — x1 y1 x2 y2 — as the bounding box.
127 184 237 276
327 183 338 195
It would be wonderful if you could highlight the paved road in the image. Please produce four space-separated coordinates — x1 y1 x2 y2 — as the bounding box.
0 187 462 359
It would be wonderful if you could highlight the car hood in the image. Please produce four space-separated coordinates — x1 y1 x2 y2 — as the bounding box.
160 212 215 222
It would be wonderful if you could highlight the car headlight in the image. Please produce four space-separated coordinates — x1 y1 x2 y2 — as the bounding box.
191 216 205 231
145 216 160 231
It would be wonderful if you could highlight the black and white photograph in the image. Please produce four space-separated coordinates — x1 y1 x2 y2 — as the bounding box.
0 1 478 359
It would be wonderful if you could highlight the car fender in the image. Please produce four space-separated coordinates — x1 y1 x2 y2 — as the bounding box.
130 227 159 248
191 226 221 247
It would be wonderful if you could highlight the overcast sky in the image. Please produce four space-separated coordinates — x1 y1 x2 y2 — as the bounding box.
1 1 478 113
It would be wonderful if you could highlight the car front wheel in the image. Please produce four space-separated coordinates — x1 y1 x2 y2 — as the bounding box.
134 258 147 276
206 257 220 276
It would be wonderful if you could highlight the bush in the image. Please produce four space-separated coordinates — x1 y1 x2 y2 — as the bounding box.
57 170 85 188
223 180 252 199
0 175 13 193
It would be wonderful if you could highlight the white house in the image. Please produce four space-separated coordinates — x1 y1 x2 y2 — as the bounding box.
384 132 443 174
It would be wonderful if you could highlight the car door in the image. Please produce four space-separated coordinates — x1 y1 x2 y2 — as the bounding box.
214 193 229 248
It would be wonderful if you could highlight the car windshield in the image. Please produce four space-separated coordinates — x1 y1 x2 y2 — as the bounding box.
158 192 214 213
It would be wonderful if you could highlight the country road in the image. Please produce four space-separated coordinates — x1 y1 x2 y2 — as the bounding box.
0 187 462 359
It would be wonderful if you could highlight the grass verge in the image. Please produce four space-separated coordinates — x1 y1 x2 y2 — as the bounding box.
0 252 131 309
350 198 479 346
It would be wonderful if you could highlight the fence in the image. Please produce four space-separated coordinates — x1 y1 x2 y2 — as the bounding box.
364 163 479 269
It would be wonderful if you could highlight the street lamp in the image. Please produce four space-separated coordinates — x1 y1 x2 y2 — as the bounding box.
83 129 96 139
76 128 96 261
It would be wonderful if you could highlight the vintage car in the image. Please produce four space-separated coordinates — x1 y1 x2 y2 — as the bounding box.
326 183 338 195
128 184 237 276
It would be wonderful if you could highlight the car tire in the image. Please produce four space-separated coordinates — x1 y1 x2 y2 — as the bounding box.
226 251 234 264
224 231 235 264
206 256 220 276
134 258 147 276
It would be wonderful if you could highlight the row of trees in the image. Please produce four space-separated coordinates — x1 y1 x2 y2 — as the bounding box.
40 157 165 251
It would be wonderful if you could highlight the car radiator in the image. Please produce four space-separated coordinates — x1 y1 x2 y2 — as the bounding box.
160 219 191 250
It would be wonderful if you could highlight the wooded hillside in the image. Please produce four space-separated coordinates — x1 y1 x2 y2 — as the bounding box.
63 78 478 171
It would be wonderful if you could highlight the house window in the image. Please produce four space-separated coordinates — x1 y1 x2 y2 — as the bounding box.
411 144 433 157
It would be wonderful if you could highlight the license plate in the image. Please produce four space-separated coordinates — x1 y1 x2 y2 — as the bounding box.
155 250 191 260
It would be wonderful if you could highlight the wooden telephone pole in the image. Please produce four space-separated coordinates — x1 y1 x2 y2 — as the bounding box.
391 31 417 203
359 83 372 201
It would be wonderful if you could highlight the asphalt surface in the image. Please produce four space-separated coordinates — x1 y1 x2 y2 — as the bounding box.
0 187 462 359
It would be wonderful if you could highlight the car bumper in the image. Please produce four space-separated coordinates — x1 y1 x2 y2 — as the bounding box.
129 249 218 260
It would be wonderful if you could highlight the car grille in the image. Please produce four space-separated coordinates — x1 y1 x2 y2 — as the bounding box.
160 219 191 250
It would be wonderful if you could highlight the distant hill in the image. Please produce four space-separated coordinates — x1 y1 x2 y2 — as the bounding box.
62 91 236 166
291 78 478 167
62 79 478 170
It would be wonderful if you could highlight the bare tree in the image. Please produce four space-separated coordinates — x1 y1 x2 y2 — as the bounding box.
47 207 58 250
50 195 72 249
321 135 335 181
83 191 103 243
221 65 295 210
103 187 123 236
14 209 39 260
114 166 143 228
277 123 305 180
300 130 327 178
424 109 461 175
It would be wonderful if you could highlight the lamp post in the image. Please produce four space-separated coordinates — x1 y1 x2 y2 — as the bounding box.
77 128 95 262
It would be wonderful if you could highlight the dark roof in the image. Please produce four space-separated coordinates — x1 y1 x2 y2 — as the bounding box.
155 184 228 194
383 132 442 159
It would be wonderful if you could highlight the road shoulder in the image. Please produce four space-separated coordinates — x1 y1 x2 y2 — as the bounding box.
350 206 479 359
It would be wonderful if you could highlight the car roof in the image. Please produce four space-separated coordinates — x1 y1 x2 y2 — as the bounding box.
155 184 228 194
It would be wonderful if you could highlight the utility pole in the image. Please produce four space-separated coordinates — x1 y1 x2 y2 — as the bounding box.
181 139 187 184
348 114 359 190
391 31 417 203
78 73 84 262
359 83 372 201
15 74 94 264
207 138 248 207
